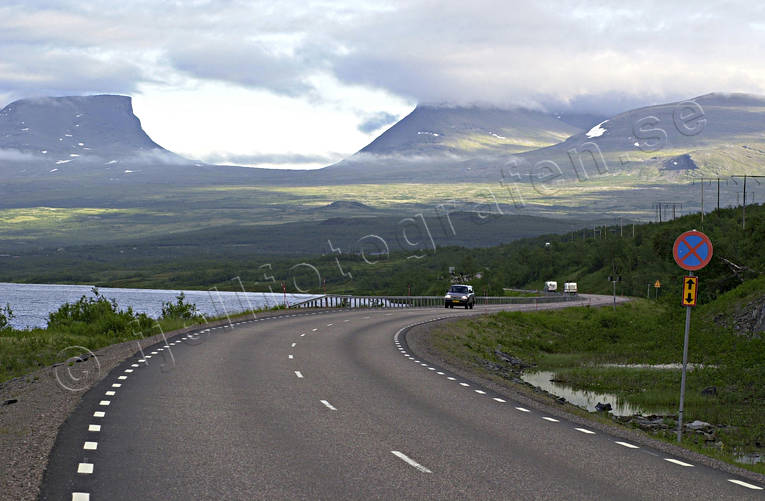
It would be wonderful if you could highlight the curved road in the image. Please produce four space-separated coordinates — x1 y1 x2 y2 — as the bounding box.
40 296 763 500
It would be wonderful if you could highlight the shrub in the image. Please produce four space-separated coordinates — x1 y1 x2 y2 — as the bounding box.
0 303 13 330
160 293 200 320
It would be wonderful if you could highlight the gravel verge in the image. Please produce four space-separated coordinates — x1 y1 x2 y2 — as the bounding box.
0 308 314 501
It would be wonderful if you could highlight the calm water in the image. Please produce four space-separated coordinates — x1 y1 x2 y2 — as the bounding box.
0 283 319 329
521 370 648 416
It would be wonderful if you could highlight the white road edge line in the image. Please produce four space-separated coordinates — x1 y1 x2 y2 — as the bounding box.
515 407 530 412
615 441 639 449
542 417 559 422
77 463 94 474
664 458 694 467
391 451 432 473
493 398 506 403
728 479 763 490
320 400 337 411
575 428 595 434
295 371 304 378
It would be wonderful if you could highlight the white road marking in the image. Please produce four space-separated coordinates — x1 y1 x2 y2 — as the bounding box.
312 328 318 331
288 355 294 359
428 367 436 371
99 400 110 406
459 383 470 387
420 363 428 367
515 407 531 413
77 463 94 474
542 417 559 422
447 377 456 381
111 384 121 388
300 333 306 337
118 376 127 380
124 369 133 373
151 351 158 355
615 441 639 449
93 411 105 418
291 342 297 347
436 372 444 375
72 493 90 501
475 390 486 394
88 424 101 432
131 363 139 367
493 398 506 403
83 441 98 450
320 400 337 411
728 479 763 490
391 451 432 473
295 371 304 378
664 458 693 467
144 355 152 359
327 323 333 326
575 428 595 434
105 391 115 396
344 319 349 322
138 359 146 363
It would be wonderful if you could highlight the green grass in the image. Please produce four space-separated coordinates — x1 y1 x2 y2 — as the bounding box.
427 291 765 473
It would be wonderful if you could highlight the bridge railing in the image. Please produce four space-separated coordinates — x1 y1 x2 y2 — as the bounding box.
288 294 580 309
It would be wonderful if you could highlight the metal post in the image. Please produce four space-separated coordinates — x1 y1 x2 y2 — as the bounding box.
677 271 694 443
700 180 704 228
612 280 616 311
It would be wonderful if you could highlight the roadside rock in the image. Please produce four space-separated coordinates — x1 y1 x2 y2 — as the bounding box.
494 348 533 370
701 386 717 397
595 402 612 412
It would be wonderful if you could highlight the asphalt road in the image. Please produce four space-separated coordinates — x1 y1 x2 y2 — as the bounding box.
40 296 764 500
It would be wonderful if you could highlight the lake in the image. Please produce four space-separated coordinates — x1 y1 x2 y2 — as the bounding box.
0 282 318 329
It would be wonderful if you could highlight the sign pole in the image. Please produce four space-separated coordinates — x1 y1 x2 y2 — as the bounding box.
612 280 616 311
677 271 693 443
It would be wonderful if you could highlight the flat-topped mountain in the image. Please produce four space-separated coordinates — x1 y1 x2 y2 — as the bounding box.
0 94 183 166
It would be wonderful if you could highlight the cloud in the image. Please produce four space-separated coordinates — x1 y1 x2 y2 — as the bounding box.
0 148 36 161
357 111 398 133
3 0 765 143
203 152 341 166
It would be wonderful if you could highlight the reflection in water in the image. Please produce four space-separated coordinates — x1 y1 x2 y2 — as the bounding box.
520 370 647 416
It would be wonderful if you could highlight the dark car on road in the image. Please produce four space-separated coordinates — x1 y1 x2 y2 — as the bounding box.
444 284 475 309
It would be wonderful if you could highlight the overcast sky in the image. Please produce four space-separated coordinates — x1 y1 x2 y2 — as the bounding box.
2 1 765 168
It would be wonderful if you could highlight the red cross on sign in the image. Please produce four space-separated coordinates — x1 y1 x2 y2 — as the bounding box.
673 230 713 271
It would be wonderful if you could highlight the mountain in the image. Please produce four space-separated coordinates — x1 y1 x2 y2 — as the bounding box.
321 105 607 183
510 92 765 182
0 95 185 167
359 105 592 156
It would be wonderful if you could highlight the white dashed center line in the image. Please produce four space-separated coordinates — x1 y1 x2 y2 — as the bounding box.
728 479 763 490
288 355 294 359
117 376 127 380
320 400 337 411
105 391 115 396
542 417 559 422
295 371 304 378
291 342 296 348
515 407 531 413
98 400 110 406
447 377 456 381
93 411 105 418
83 441 98 450
493 398 506 403
312 328 318 331
459 382 470 387
88 424 101 432
72 493 90 501
391 451 432 473
111 383 121 388
664 458 693 467
474 390 486 394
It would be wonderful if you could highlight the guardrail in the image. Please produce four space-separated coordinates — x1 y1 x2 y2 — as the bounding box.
289 294 580 309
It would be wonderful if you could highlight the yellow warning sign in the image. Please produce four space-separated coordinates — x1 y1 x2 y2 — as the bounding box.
654 280 661 288
682 276 698 307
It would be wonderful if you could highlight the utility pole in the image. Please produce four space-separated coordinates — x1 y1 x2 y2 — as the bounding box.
730 175 764 229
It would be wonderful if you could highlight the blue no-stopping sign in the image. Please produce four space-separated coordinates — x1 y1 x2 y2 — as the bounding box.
673 230 713 271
